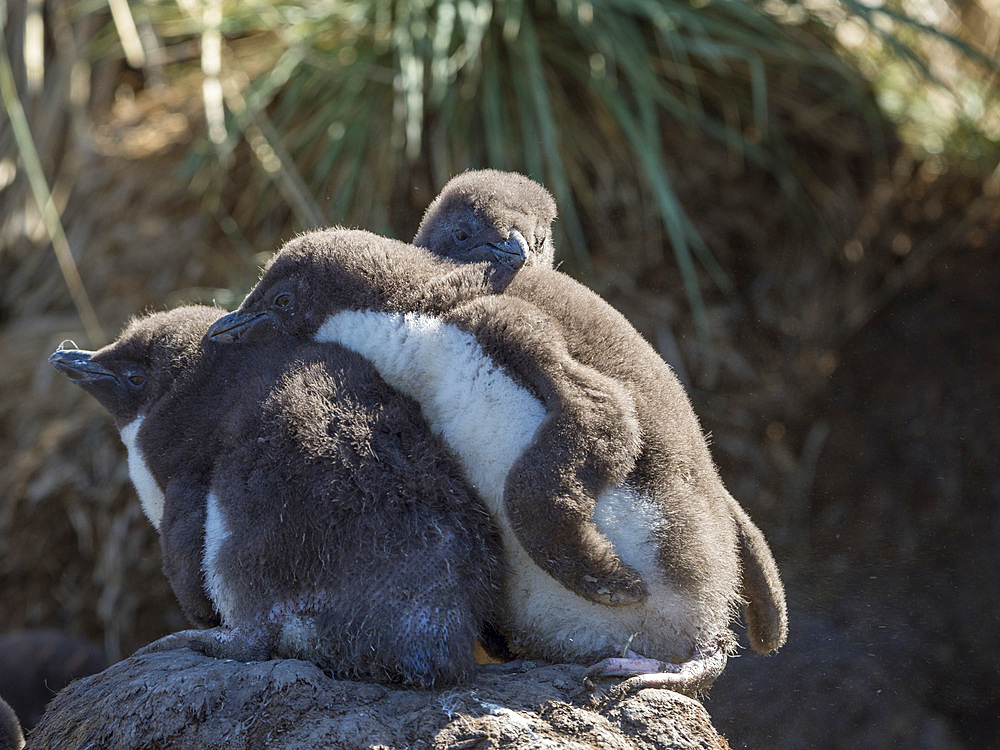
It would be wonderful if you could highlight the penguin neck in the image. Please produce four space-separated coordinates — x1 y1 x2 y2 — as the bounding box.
117 350 221 531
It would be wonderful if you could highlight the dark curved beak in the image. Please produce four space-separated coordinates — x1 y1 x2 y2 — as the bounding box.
485 229 529 270
205 310 269 344
49 347 113 382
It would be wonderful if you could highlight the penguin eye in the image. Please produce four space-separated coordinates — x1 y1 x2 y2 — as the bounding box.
274 293 293 308
127 374 146 387
453 227 469 242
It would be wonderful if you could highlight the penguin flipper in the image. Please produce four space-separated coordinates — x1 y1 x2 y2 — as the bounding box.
447 296 647 605
159 480 221 628
728 496 788 653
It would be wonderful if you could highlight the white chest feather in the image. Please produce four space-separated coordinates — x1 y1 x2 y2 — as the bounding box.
119 416 165 530
315 310 696 660
316 311 546 499
203 490 234 620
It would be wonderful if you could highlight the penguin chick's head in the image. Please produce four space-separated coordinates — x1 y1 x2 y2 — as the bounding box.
414 169 557 269
207 227 430 345
50 305 221 428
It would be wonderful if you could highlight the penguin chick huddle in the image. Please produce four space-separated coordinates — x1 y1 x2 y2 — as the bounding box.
51 169 787 693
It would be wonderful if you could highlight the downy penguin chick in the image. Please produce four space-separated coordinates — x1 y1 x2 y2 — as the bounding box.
208 229 755 692
0 697 23 750
50 306 503 687
414 169 653 603
416 169 789 660
414 169 557 269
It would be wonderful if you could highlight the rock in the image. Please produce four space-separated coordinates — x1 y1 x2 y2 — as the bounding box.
27 650 729 749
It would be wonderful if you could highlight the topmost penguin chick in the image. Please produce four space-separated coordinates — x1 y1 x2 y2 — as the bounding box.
50 305 503 688
413 170 788 658
414 169 557 269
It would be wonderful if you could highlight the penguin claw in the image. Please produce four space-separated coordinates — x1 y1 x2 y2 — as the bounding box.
583 643 727 696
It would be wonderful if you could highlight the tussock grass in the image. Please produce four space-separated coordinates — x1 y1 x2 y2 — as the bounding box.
10 0 1000 331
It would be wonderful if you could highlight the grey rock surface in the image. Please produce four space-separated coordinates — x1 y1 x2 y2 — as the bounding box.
28 650 731 749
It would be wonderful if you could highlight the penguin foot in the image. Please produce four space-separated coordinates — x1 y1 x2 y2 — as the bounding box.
583 644 727 696
133 626 273 663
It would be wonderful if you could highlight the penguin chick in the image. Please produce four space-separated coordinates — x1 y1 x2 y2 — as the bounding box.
51 309 224 630
415 169 788 657
0 697 23 750
50 306 503 687
207 229 754 693
209 228 648 607
414 169 557 269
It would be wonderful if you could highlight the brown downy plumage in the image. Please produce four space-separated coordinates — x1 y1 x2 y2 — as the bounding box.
208 231 648 606
0 697 24 750
414 169 557 270
50 306 503 688
416 169 788 657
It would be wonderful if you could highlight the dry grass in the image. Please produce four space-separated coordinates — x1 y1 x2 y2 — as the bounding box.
0 23 244 657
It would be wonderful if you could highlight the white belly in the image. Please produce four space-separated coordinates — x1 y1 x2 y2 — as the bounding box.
316 310 697 661
120 416 166 530
203 490 235 621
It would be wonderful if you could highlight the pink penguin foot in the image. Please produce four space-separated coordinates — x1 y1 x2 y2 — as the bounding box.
584 642 728 696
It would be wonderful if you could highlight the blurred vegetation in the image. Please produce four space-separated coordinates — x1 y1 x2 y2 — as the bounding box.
13 0 987 335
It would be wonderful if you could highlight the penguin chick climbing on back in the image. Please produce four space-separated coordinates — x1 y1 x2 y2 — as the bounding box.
208 228 753 694
415 169 789 662
50 306 503 688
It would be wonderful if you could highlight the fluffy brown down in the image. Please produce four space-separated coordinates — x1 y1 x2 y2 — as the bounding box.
417 170 788 654
219 228 781 668
52 306 504 687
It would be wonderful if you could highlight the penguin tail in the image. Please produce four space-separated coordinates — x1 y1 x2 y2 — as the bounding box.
729 496 788 654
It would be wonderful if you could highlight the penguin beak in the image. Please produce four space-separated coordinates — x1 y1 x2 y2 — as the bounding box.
205 310 270 344
485 229 529 270
49 348 114 382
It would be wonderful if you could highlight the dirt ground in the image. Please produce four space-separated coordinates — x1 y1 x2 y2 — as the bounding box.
2 63 998 747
